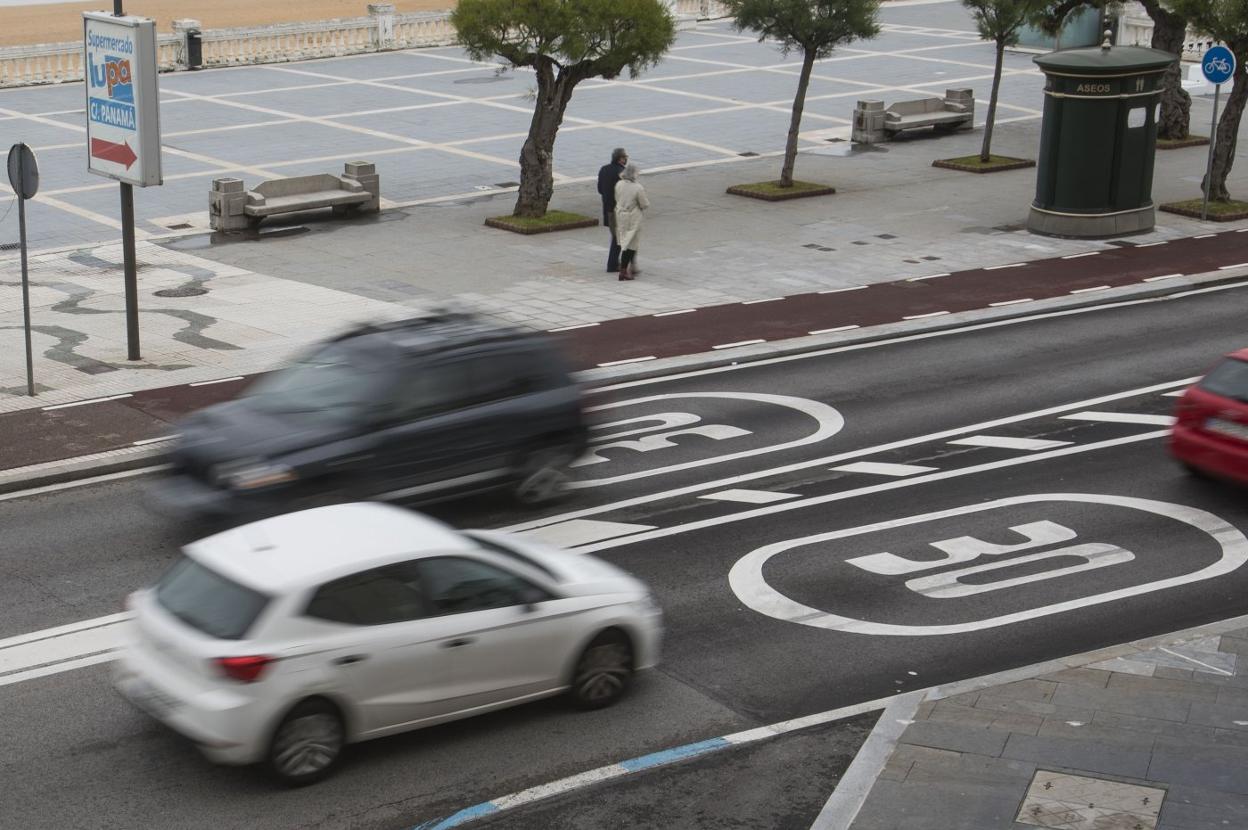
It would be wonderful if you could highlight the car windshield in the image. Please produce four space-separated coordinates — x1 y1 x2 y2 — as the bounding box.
155 556 270 640
245 342 387 425
1199 357 1248 403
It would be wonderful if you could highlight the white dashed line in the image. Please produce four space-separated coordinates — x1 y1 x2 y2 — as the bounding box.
1061 411 1176 426
1195 234 1216 239
653 309 696 317
985 263 1025 270
1071 285 1111 294
742 297 785 305
1143 274 1184 282
906 273 950 281
597 356 656 367
1162 389 1187 397
1062 252 1100 259
548 322 600 332
188 376 245 387
819 286 867 294
902 311 949 320
516 519 656 547
713 339 766 350
699 489 800 504
948 435 1072 451
131 436 175 446
1218 263 1248 270
809 325 860 335
989 298 1032 307
832 461 938 477
42 394 132 411
1136 241 1168 247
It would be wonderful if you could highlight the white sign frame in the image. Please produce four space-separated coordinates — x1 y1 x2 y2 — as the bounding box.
83 12 162 187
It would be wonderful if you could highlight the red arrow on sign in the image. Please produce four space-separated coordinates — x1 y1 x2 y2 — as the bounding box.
90 137 138 170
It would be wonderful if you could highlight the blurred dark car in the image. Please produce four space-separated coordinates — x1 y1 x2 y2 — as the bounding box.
1171 348 1248 484
151 312 588 521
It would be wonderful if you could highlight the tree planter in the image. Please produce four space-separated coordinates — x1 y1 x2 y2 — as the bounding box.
1159 199 1248 222
484 211 598 235
727 180 836 201
1156 135 1210 150
932 155 1035 174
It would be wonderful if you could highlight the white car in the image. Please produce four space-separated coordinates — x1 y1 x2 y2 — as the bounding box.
113 502 662 785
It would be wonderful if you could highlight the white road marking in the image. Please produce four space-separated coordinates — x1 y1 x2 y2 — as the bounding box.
548 323 600 332
1136 241 1168 247
42 394 132 411
809 325 860 335
948 435 1072 451
832 461 938 477
1062 252 1100 259
742 297 785 305
902 311 949 320
131 436 173 446
728 493 1248 635
653 309 696 317
188 376 245 387
713 340 766 349
990 298 1033 307
1143 274 1184 282
699 489 800 504
819 286 867 293
1157 646 1234 676
1071 285 1111 294
1061 411 1176 426
1195 234 1216 239
906 273 950 281
1219 263 1248 270
515 519 655 548
597 356 656 367
1162 389 1187 397
0 466 165 505
984 263 1025 270
904 545 1135 598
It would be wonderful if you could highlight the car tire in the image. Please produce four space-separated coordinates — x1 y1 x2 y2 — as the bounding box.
569 630 633 710
1181 462 1211 480
267 699 345 787
512 446 574 506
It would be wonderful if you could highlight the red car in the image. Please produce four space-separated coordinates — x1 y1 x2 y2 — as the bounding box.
1171 348 1248 483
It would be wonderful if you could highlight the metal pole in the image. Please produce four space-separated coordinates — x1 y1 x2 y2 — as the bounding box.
17 163 34 397
113 0 141 360
1202 83 1221 222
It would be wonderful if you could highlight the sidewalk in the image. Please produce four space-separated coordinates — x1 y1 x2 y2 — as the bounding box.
822 619 1248 829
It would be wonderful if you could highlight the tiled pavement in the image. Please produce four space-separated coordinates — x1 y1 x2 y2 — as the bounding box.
835 624 1248 830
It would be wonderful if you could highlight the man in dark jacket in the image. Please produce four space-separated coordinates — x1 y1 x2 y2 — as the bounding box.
597 147 627 273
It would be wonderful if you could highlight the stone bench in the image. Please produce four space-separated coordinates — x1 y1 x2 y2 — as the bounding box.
210 161 380 232
853 90 974 144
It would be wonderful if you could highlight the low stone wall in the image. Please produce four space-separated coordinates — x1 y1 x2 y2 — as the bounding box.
0 0 731 88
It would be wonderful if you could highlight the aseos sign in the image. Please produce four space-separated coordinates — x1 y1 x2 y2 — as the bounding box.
83 13 162 187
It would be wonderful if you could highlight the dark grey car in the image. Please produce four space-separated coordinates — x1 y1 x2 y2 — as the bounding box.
150 313 587 522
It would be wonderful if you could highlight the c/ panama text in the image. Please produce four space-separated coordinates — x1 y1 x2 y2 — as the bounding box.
86 32 133 54
89 97 136 129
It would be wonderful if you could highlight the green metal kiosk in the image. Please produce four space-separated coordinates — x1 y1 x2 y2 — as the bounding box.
1028 34 1176 238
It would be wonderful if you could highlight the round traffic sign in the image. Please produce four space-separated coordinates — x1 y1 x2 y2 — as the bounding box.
6 143 39 199
1203 45 1237 85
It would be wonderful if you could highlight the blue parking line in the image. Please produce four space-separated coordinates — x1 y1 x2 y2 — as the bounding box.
617 737 730 771
412 802 499 829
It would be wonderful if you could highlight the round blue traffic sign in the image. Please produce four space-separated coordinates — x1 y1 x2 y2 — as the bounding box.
1203 45 1237 85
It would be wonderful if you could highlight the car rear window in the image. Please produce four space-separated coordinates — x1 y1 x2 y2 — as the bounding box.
155 556 270 640
462 531 559 580
1199 358 1248 402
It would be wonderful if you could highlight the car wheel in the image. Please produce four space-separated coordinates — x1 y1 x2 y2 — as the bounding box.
267 699 345 786
569 631 633 710
513 446 573 506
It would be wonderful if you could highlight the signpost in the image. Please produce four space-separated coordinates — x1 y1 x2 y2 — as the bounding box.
1201 45 1236 222
6 143 39 396
83 4 162 361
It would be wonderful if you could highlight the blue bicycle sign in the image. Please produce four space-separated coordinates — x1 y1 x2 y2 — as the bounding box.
1203 46 1236 85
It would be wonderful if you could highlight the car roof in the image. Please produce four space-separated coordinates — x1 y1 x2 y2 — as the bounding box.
185 503 478 594
333 311 538 361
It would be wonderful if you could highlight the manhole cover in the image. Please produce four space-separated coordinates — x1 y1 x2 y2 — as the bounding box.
1017 771 1164 829
154 286 209 298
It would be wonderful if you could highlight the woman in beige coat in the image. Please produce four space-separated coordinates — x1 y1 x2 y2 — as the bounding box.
613 163 649 281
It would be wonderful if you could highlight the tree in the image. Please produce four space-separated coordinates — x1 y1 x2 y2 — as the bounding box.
1033 0 1192 140
1166 0 1248 201
452 0 676 218
726 0 880 187
963 0 1047 162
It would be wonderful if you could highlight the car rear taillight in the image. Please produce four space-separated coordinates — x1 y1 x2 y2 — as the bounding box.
214 655 274 683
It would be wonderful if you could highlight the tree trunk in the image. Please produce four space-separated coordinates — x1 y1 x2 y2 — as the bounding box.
1206 61 1248 203
980 40 1004 162
513 63 576 218
780 49 816 188
1140 0 1191 141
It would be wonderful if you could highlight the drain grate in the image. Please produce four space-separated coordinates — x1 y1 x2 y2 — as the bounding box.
166 222 193 230
154 286 209 298
0 242 19 251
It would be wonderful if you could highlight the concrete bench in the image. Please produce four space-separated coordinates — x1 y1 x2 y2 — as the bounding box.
853 90 974 144
210 161 380 232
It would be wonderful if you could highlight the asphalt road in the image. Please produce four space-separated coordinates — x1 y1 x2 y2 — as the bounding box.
2 283 1248 829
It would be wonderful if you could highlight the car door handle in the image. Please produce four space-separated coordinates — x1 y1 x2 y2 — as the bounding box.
441 638 476 649
332 654 369 665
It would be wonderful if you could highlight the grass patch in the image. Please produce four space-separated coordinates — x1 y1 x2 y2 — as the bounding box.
1157 135 1210 150
1159 198 1248 222
484 210 598 235
932 155 1036 173
726 180 836 201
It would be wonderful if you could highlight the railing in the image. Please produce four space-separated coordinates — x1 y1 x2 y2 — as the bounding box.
0 1 733 89
1115 3 1216 62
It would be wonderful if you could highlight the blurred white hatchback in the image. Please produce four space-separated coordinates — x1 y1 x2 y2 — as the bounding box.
113 502 662 785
